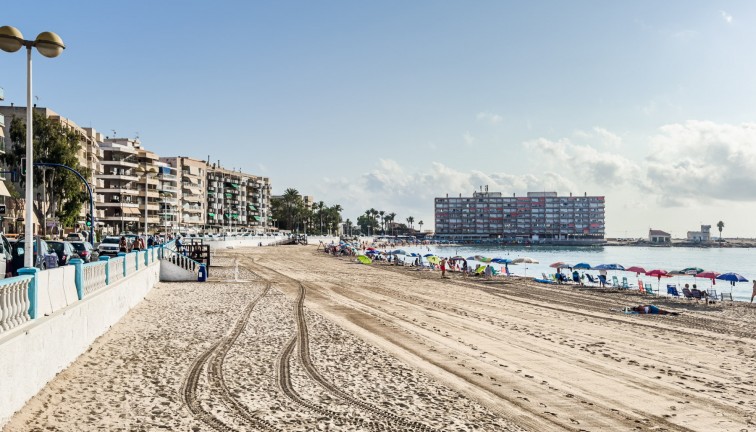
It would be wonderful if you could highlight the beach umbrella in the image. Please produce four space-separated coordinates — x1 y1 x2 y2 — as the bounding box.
392 249 407 255
356 255 372 265
696 271 720 279
681 267 704 275
475 255 493 262
716 272 748 282
549 261 571 269
366 247 376 251
466 256 477 261
365 250 379 255
427 256 441 265
513 257 539 264
594 263 625 271
625 266 646 274
492 258 513 264
573 262 592 270
452 256 467 260
424 253 436 257
645 269 668 277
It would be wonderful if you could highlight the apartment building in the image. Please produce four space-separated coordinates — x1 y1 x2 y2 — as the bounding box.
98 138 140 234
0 105 104 234
155 162 179 234
434 190 605 243
159 156 206 232
205 165 271 233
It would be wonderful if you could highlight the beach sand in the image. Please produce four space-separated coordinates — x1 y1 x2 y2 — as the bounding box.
5 245 756 431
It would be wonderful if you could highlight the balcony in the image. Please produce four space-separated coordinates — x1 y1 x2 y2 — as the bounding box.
101 159 138 168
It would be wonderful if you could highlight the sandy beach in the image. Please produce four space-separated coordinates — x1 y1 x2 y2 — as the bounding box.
5 245 756 431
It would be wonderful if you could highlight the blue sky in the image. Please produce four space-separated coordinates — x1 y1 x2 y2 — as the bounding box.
3 1 756 237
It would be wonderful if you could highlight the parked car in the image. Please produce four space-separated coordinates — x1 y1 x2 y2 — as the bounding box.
10 238 55 275
70 241 96 263
47 241 76 267
98 236 121 256
65 232 86 242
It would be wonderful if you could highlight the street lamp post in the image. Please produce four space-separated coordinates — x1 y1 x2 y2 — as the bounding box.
0 26 65 268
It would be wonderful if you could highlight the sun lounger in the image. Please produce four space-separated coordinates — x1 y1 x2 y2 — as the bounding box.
682 287 696 300
644 283 655 295
612 276 620 287
621 277 632 289
585 274 598 284
720 292 733 301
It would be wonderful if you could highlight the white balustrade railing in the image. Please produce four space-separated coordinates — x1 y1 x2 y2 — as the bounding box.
126 253 138 274
0 275 33 334
110 256 125 282
82 261 108 296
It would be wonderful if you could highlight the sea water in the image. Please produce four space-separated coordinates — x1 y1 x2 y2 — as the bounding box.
393 245 756 301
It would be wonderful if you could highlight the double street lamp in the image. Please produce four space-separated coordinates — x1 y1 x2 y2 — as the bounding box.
0 26 65 268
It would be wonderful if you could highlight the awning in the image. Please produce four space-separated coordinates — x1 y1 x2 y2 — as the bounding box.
124 207 140 215
254 216 262 221
0 181 10 197
208 212 215 217
248 204 257 211
228 183 239 188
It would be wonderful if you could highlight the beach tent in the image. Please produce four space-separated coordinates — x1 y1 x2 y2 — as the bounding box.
356 255 372 265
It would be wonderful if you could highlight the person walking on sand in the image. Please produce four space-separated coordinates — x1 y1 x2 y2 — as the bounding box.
440 258 447 278
751 280 756 303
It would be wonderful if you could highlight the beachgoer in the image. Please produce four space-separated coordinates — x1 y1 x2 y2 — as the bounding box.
751 281 756 303
440 258 447 278
572 270 581 285
484 265 493 279
119 236 127 253
630 304 679 316
462 260 468 277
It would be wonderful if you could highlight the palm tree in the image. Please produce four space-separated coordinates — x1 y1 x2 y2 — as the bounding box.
717 220 724 241
379 210 385 235
387 212 396 235
406 216 414 230
418 220 424 233
369 208 378 235
282 188 301 231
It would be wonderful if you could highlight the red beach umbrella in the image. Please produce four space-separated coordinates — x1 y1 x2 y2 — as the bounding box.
625 266 646 275
696 271 720 286
646 269 670 292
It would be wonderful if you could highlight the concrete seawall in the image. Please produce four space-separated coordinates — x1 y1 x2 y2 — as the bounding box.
0 260 160 426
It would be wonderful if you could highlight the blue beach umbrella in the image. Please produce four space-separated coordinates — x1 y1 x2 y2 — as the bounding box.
466 256 477 260
593 263 625 271
392 249 407 255
573 262 592 270
492 258 513 264
716 272 748 282
424 253 436 257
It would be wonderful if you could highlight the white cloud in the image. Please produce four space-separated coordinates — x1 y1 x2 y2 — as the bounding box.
721 10 733 24
573 127 623 148
646 120 756 205
524 136 644 189
317 160 578 230
476 111 503 124
463 131 475 147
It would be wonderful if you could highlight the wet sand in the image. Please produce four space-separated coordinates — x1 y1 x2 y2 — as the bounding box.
5 245 756 431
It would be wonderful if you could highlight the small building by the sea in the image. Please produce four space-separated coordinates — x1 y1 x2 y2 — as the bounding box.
648 229 671 243
434 189 605 244
686 225 711 242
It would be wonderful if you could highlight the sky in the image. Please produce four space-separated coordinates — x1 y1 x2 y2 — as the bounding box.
2 1 756 238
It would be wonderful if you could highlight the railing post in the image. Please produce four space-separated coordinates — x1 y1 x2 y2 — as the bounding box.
134 251 139 271
144 249 149 266
118 252 127 277
17 267 39 319
70 258 84 300
99 255 111 285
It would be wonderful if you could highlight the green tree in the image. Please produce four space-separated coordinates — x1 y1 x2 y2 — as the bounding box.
406 216 414 229
717 220 724 241
418 220 424 233
1 112 90 229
